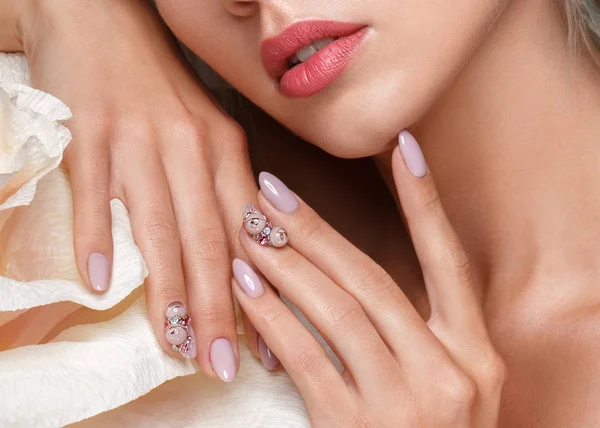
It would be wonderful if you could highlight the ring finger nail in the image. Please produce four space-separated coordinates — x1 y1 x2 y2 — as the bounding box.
165 302 197 359
258 335 281 370
243 204 288 248
210 338 238 382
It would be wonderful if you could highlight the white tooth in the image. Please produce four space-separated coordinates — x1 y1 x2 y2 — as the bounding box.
295 44 318 62
313 38 335 50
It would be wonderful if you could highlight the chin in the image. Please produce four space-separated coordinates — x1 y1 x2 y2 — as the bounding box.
278 86 421 159
296 120 398 159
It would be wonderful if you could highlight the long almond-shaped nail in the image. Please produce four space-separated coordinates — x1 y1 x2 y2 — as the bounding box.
210 338 237 382
258 335 280 370
233 258 265 298
398 130 428 178
259 172 299 213
165 302 197 359
88 252 109 291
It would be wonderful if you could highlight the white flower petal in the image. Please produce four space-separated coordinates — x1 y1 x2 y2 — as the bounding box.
0 54 72 211
0 297 198 428
72 339 310 428
0 199 147 312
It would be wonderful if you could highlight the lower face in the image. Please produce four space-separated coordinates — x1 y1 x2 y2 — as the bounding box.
156 0 508 158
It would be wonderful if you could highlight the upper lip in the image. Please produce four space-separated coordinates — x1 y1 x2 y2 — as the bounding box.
260 20 366 80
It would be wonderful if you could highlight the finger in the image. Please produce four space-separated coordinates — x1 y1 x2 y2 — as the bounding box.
65 133 113 294
161 126 238 382
392 130 485 334
239 229 396 390
255 172 442 363
211 121 263 360
124 151 192 359
231 265 350 411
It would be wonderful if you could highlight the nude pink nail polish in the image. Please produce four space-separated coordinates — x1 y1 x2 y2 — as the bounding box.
398 130 428 178
233 259 265 298
210 338 237 382
88 252 109 291
258 335 280 370
259 172 299 213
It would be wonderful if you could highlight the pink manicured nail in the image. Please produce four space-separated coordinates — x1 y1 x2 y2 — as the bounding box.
165 302 197 359
258 335 280 370
233 259 265 298
210 338 237 382
398 130 428 178
259 172 299 213
88 252 109 291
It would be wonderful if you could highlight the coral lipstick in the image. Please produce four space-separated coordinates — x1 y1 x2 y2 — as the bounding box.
260 21 368 98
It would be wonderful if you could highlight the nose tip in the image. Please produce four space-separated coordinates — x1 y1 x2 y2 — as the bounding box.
224 0 258 18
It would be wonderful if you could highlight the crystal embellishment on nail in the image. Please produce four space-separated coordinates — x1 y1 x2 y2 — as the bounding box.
243 204 288 248
164 302 197 359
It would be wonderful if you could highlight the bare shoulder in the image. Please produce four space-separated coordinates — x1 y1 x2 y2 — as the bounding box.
496 298 600 427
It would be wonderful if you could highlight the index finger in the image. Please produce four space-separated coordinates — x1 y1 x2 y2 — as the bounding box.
393 130 484 333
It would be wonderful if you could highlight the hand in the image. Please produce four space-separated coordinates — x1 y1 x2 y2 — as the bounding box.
14 0 262 379
234 131 506 426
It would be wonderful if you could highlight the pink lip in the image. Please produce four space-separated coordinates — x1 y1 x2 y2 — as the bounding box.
260 21 368 98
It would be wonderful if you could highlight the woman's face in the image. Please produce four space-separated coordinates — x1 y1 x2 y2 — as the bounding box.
157 0 508 157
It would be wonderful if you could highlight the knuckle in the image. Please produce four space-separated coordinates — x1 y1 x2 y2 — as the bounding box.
354 263 394 294
254 303 285 326
194 304 235 326
170 117 209 154
113 114 154 143
476 350 508 391
292 347 327 376
143 211 179 247
155 280 185 303
417 183 442 214
74 229 112 251
298 212 328 247
183 228 229 265
324 298 364 328
72 108 112 134
216 119 247 149
445 244 472 283
270 253 303 278
346 414 372 428
443 370 478 412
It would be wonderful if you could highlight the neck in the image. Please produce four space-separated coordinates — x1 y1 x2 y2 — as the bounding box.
378 0 600 309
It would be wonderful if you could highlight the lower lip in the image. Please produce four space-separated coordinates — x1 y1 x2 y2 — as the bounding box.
279 27 369 98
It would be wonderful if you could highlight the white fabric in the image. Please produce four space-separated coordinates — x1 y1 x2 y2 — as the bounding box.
0 53 310 428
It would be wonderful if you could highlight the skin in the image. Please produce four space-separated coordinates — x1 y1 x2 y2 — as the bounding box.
0 0 266 377
156 0 509 158
2 0 600 424
156 0 600 426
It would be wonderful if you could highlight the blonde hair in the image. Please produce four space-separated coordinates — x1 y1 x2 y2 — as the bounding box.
565 0 600 54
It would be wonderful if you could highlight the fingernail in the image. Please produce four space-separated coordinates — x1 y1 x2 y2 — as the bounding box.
210 338 237 382
398 130 428 178
258 335 280 370
243 204 289 248
233 258 265 298
165 302 197 359
88 252 109 291
259 172 299 213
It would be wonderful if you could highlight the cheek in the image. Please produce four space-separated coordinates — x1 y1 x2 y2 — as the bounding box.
156 0 225 46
